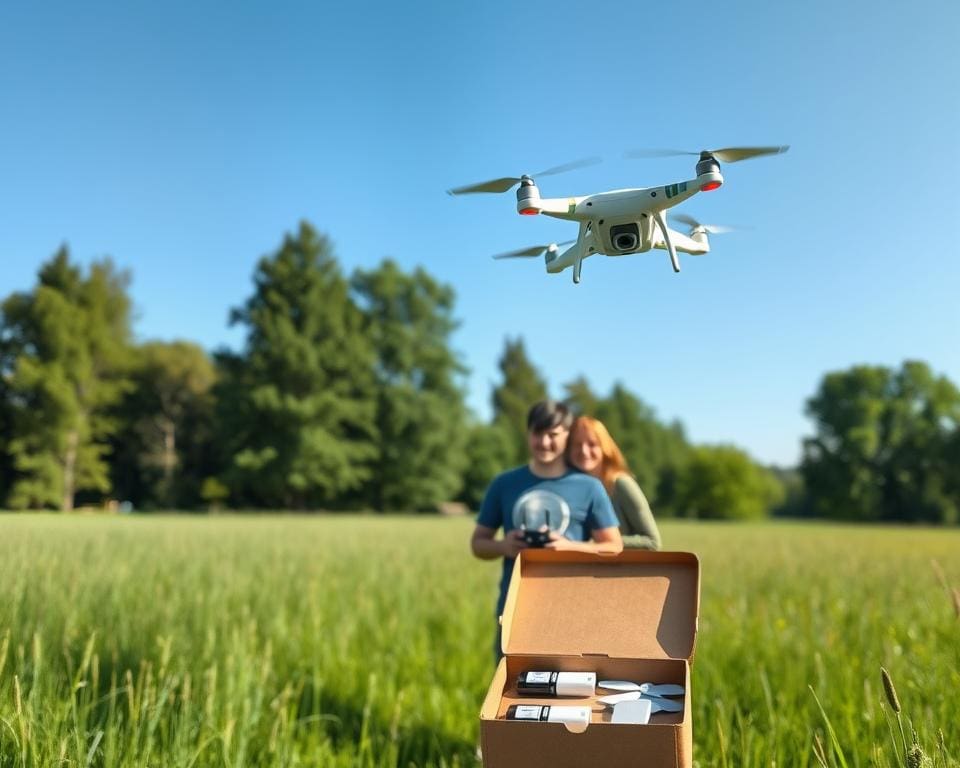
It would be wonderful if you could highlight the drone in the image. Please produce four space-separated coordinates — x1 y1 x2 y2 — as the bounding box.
448 146 789 283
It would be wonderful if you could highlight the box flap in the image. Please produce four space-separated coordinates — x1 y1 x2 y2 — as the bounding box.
501 550 700 661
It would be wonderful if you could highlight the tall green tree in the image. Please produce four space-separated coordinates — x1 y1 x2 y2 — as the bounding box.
802 364 889 521
458 420 513 510
802 361 960 523
491 337 549 465
563 375 601 417
884 362 960 523
944 427 960 512
675 444 784 520
110 341 216 509
0 248 133 510
0 365 14 507
216 222 377 508
351 259 468 510
593 382 691 515
768 465 810 518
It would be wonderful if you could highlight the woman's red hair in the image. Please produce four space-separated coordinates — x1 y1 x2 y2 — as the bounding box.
568 416 630 493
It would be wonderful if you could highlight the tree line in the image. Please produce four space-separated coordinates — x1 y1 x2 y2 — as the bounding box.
1 221 958 523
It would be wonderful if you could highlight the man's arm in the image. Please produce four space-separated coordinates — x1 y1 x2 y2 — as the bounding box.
545 525 623 554
591 525 624 553
471 524 529 560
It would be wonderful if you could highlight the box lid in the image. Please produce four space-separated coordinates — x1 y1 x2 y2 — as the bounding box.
500 550 700 661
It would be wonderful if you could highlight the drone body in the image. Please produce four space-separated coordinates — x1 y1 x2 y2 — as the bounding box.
449 147 788 283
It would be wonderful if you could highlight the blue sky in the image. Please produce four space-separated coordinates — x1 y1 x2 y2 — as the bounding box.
2 1 958 466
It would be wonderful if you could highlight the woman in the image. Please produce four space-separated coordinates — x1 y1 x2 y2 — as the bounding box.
566 415 662 550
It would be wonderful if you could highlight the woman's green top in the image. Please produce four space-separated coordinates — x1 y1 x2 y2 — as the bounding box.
611 474 662 550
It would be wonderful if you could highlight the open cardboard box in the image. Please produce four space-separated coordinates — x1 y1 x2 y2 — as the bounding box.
479 550 700 768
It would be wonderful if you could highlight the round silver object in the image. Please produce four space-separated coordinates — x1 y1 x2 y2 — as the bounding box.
512 489 571 535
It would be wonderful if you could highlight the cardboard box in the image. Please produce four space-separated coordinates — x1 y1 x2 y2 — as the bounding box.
479 550 700 768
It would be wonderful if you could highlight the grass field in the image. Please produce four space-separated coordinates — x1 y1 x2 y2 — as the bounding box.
0 514 957 767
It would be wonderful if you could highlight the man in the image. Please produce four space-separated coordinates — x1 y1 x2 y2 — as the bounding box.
470 400 623 660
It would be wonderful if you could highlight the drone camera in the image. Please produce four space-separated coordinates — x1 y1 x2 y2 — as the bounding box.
609 223 640 253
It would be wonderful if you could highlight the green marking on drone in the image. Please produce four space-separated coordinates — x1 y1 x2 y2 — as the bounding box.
568 198 576 213
665 182 687 199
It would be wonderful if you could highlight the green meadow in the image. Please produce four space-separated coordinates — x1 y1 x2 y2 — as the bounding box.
0 515 957 767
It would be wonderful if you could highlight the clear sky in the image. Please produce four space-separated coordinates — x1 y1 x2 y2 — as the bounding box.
2 0 958 466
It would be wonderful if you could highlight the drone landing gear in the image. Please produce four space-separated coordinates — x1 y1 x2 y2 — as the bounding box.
573 257 583 284
653 211 680 273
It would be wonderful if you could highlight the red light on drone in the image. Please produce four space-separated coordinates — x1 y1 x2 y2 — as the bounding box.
700 181 722 192
519 208 539 215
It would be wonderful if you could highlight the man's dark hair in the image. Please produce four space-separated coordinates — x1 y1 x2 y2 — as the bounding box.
526 400 573 433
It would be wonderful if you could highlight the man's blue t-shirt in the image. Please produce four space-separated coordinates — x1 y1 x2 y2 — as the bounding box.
477 465 618 617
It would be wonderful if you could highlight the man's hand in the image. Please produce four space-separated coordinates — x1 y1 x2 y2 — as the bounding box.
471 524 529 560
543 527 624 554
500 529 529 559
543 531 583 552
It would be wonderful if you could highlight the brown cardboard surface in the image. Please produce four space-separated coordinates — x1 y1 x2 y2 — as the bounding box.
481 719 685 768
481 550 699 768
501 550 700 660
480 657 691 768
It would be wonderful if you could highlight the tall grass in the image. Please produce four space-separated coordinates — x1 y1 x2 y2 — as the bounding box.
0 515 957 767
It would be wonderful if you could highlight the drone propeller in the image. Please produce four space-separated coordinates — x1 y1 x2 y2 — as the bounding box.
492 240 575 260
626 145 789 163
448 157 601 196
669 213 736 235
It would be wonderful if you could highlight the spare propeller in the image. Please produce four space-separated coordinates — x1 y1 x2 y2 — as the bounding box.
492 240 575 260
626 145 789 163
448 157 601 196
669 213 737 235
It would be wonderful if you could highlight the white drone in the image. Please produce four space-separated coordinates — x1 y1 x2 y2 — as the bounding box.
448 146 789 283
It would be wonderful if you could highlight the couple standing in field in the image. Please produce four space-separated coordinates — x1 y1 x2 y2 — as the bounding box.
469 399 661 658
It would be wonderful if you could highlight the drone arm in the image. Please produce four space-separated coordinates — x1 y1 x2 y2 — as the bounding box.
653 210 680 272
653 228 710 255
647 179 699 211
534 196 585 220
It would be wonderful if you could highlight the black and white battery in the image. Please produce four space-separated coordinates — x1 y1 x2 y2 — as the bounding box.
505 704 591 728
516 671 596 697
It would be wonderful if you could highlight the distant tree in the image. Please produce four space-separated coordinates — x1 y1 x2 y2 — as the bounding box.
0 367 14 507
351 259 468 511
110 341 216 509
593 382 691 515
883 362 960 523
563 376 601 417
216 222 377 508
801 365 889 521
595 383 660 492
458 420 513 510
802 361 960 523
944 428 960 516
0 248 133 510
491 338 549 465
675 444 784 520
768 465 810 518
